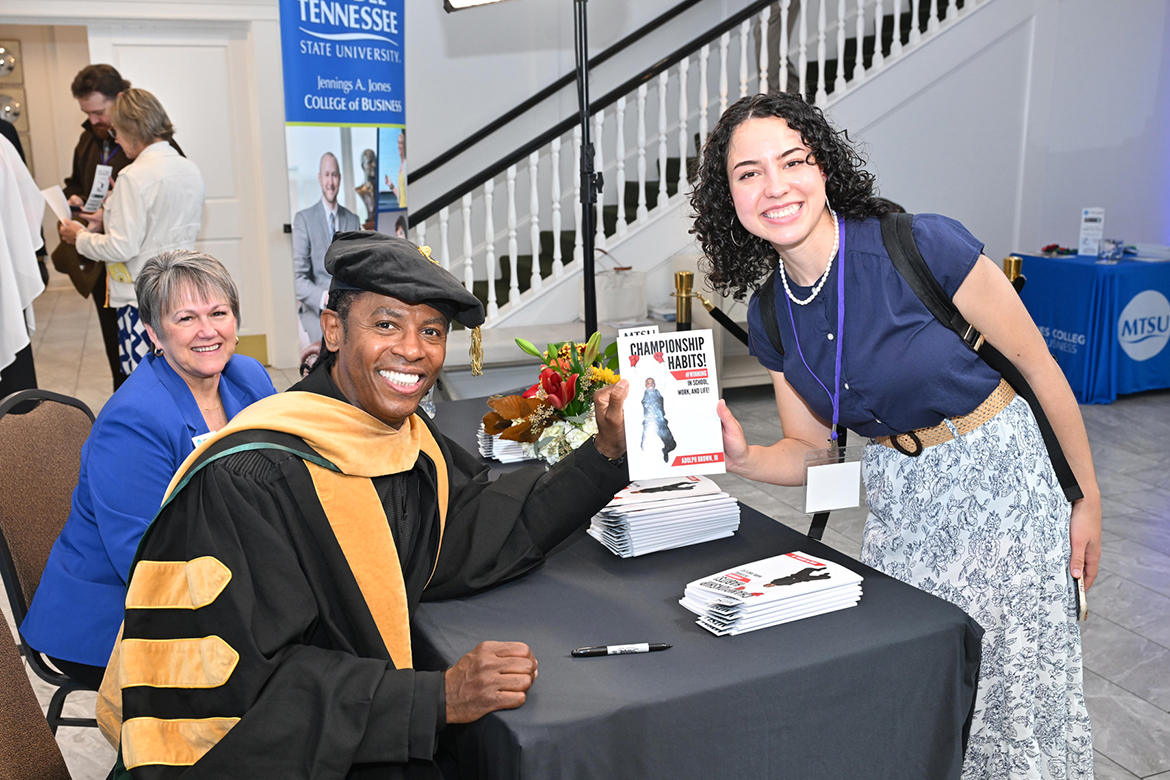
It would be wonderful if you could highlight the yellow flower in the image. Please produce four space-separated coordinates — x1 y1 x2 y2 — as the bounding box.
588 366 620 385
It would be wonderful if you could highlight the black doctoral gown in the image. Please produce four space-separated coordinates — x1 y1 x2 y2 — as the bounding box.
111 367 628 779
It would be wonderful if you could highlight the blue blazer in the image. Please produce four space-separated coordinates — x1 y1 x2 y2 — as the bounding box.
21 353 276 667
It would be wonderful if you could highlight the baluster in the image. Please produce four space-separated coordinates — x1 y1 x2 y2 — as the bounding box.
550 137 563 276
438 207 450 272
573 125 583 264
719 31 730 114
738 19 750 98
505 165 519 307
798 2 808 99
461 193 473 291
815 0 828 104
615 96 627 235
779 0 791 93
891 0 903 56
873 0 885 68
416 218 426 247
528 152 541 290
834 0 846 94
928 0 939 32
483 179 498 319
855 0 867 80
698 45 710 164
677 58 689 195
910 0 922 44
657 70 669 207
757 5 770 94
636 83 649 220
594 110 606 250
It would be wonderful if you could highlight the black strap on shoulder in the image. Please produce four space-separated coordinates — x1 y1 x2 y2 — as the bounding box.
879 213 1083 502
756 268 785 357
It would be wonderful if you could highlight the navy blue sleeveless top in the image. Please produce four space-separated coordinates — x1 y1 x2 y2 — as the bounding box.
746 213 1002 438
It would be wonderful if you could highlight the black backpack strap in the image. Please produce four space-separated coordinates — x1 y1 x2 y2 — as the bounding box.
756 269 785 357
879 213 1083 502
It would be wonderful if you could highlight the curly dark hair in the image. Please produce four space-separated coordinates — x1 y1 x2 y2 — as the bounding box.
71 64 130 100
690 92 891 301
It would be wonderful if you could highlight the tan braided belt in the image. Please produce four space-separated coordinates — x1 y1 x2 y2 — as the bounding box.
875 379 1016 456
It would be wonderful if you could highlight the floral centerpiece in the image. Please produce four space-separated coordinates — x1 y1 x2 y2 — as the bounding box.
482 332 620 465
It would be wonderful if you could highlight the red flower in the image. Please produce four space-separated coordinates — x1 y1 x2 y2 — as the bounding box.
628 354 640 368
653 351 664 363
521 382 541 398
541 369 578 409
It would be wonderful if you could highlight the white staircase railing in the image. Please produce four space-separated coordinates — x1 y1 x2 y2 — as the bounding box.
412 0 983 328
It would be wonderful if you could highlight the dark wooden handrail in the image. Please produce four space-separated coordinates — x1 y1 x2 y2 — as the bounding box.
410 0 702 184
412 0 776 225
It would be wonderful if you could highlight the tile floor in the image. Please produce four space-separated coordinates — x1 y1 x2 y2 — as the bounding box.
6 266 1170 778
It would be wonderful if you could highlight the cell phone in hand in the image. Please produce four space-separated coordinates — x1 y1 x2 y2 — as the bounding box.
1074 576 1088 621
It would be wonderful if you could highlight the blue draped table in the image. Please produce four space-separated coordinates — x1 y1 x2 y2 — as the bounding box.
1017 253 1170 404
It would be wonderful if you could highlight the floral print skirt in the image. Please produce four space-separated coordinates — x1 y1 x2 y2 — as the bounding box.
861 396 1094 780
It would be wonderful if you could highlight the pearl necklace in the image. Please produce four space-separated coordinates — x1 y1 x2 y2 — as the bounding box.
777 208 839 306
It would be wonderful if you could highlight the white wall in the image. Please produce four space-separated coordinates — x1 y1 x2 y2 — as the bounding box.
829 0 1170 261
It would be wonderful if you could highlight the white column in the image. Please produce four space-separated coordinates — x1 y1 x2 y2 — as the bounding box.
528 151 542 291
815 0 828 104
738 19 751 98
855 0 867 80
798 2 808 99
834 0 847 94
506 165 519 307
461 193 473 291
873 0 885 68
698 44 710 164
573 124 583 264
438 206 450 272
483 178 498 319
928 0 940 33
550 136 564 276
891 0 904 57
416 218 426 247
615 96 628 235
594 110 606 250
779 0 791 93
757 5 771 94
636 83 649 220
657 70 669 207
910 0 922 44
719 31 730 114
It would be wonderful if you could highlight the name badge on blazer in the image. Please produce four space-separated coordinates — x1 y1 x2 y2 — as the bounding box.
107 263 132 284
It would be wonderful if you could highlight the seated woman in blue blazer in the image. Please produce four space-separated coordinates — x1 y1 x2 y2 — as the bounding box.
21 249 276 688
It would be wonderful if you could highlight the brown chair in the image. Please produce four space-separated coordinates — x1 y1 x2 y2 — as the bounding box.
0 636 72 780
0 389 98 734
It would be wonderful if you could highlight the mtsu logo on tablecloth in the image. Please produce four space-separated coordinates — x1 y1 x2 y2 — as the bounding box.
1118 290 1170 362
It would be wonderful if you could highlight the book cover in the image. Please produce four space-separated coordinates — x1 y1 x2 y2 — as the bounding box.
685 551 862 608
617 329 725 480
604 475 724 506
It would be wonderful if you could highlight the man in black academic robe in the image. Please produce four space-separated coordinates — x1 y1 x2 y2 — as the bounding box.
97 233 631 779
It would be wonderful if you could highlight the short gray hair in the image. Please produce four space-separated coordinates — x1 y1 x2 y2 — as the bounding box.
136 250 240 329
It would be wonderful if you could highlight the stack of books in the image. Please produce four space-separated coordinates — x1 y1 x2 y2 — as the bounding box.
680 551 863 636
476 424 533 463
588 476 740 558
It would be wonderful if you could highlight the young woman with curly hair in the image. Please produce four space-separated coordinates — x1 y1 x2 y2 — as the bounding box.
693 92 1098 780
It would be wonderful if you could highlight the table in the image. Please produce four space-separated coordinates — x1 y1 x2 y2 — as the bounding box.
1017 254 1170 404
417 398 983 779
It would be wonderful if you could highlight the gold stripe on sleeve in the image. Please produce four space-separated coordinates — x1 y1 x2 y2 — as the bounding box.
125 557 231 610
121 717 240 769
120 636 240 689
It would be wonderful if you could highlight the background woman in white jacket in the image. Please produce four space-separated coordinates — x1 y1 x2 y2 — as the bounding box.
59 88 204 376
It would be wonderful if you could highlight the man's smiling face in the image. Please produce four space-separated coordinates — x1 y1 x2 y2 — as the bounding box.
322 292 447 428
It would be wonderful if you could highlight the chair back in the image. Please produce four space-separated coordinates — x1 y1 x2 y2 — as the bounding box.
0 390 94 623
0 635 72 780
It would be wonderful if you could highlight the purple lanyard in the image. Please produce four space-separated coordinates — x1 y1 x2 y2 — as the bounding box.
100 143 121 166
783 216 846 442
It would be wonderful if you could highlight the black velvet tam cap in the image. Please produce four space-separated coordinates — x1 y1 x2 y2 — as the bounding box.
325 231 486 329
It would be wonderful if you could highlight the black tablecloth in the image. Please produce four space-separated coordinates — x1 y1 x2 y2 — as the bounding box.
420 398 983 779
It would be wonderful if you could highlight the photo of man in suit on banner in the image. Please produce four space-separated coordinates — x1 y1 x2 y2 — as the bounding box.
293 151 361 343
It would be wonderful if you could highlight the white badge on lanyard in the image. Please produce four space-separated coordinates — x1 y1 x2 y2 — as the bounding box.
84 164 114 213
803 445 866 514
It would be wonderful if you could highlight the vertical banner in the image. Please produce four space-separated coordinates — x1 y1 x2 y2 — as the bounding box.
278 0 407 349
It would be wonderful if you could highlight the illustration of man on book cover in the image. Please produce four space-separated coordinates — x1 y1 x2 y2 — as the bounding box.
640 377 677 463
